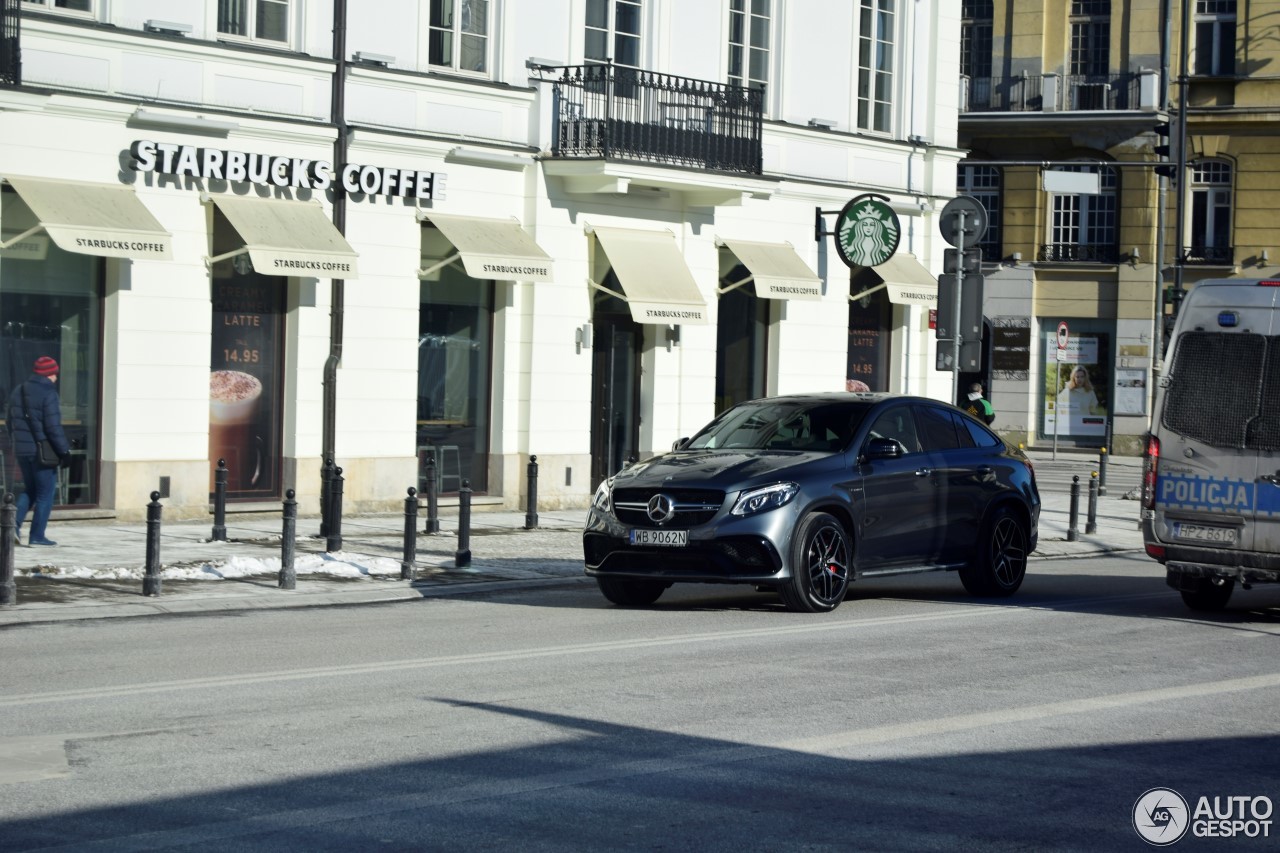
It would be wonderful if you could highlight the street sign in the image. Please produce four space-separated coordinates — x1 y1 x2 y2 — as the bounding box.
1057 321 1070 350
939 196 989 250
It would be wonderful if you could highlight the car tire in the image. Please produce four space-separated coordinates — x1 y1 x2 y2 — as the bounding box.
780 512 851 613
1179 577 1234 611
959 505 1028 597
596 577 667 607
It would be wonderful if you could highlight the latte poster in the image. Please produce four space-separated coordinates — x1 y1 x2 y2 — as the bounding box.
210 276 282 497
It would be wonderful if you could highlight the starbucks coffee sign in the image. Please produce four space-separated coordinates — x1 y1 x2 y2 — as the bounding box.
834 194 901 269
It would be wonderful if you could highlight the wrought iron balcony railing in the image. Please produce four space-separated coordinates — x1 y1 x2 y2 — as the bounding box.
551 64 763 175
963 71 1145 113
962 74 1044 112
1 0 19 87
1181 245 1234 265
1038 243 1120 264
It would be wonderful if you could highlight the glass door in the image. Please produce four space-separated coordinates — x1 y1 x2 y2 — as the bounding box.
590 286 641 489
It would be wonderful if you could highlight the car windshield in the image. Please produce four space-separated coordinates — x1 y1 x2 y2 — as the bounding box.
686 400 873 452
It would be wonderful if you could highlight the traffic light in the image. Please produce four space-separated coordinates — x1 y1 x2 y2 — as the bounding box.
1153 120 1178 184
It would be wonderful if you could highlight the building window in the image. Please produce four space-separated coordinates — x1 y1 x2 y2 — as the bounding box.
218 0 289 44
19 0 92 12
585 0 641 70
727 0 770 92
428 0 489 74
1047 163 1118 263
1187 160 1232 264
1193 0 1236 76
1069 1 1110 77
857 0 895 133
961 1 993 80
958 164 1002 262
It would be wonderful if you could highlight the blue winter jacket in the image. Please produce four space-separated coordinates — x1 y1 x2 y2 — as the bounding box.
6 375 70 459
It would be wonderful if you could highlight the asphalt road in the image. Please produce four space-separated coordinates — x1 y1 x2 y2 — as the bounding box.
3 554 1278 851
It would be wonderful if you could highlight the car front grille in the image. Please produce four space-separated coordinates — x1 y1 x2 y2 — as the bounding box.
584 533 780 576
610 487 725 528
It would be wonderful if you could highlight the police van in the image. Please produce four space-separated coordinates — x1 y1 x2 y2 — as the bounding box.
1143 278 1280 610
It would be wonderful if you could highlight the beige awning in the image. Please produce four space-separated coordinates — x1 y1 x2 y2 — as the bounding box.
849 253 937 305
0 175 172 260
417 211 553 282
716 237 822 300
589 225 708 325
202 193 358 278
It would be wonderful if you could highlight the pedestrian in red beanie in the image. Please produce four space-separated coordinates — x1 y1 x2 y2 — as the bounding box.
5 355 70 546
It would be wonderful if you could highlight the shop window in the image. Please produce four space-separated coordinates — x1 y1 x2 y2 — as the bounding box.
217 0 289 45
427 0 489 74
1041 320 1111 443
857 0 895 133
847 286 891 392
208 210 285 500
715 265 768 414
1193 0 1236 77
727 0 770 93
0 187 101 508
418 227 493 494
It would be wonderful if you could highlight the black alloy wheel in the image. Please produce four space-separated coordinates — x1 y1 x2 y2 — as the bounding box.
960 505 1029 597
781 512 852 613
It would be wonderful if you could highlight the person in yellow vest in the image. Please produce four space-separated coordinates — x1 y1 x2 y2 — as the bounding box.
965 382 995 425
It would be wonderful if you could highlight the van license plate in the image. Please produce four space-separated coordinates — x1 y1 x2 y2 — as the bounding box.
1173 523 1237 544
630 528 688 547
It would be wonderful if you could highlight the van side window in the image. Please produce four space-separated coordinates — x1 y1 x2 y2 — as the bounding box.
1164 331 1265 448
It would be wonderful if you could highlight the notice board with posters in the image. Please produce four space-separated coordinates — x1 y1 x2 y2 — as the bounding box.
209 274 284 498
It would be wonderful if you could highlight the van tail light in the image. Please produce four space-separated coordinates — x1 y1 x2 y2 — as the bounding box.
1145 542 1167 561
1142 433 1160 510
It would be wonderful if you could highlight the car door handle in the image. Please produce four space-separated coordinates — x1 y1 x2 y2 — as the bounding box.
915 468 932 477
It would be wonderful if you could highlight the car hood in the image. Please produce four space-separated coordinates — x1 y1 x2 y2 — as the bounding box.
611 449 841 492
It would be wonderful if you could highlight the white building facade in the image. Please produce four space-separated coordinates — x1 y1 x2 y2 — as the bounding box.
0 0 964 520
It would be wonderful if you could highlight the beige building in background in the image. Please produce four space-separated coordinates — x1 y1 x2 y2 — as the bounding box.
958 0 1280 455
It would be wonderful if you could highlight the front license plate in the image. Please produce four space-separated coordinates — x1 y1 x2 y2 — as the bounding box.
629 528 688 547
1172 523 1237 545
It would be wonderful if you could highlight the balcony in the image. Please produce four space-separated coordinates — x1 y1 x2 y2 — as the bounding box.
550 64 763 175
1038 243 1120 264
1181 245 1234 265
1 0 18 87
962 70 1158 114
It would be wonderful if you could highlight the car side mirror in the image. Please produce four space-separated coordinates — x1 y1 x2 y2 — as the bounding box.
862 437 902 461
672 436 690 451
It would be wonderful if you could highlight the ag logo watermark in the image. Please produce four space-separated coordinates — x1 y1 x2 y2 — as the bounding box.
1133 788 1273 845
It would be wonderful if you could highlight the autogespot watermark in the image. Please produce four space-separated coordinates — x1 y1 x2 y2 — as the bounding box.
1133 787 1274 845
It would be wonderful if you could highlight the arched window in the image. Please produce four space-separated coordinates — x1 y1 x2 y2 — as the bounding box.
1186 160 1233 264
1046 162 1117 263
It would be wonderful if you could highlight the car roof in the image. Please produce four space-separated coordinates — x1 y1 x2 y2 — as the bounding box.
740 392 952 408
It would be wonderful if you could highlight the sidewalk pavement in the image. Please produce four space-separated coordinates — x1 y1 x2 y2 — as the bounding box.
0 451 1147 626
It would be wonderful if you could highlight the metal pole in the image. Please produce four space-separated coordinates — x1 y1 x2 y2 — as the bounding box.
424 453 440 534
402 486 418 580
143 490 163 597
455 479 472 568
1067 475 1080 542
524 454 539 530
326 466 344 552
0 493 16 607
319 456 334 537
212 458 228 541
1098 445 1109 497
1086 472 1099 535
1053 344 1060 460
279 488 297 590
1172 0 1191 301
951 212 964 405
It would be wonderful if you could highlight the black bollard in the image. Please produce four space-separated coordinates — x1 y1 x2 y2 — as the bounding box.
525 454 539 530
424 453 440 534
1086 472 1099 534
1098 445 1109 497
319 457 335 537
143 490 163 597
326 466 344 552
0 494 15 607
1067 475 1080 542
212 458 228 541
402 486 418 580
455 479 472 568
279 488 297 590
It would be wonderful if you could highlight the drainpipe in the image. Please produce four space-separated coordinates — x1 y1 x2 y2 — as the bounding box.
323 0 348 487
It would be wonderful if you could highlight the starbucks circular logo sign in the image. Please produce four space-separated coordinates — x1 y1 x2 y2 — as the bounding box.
835 194 901 269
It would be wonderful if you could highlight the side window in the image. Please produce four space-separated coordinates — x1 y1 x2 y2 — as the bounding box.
916 405 962 452
865 407 922 456
962 418 1002 448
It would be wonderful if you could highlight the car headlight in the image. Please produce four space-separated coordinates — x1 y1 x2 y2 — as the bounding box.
731 482 799 517
591 476 614 512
